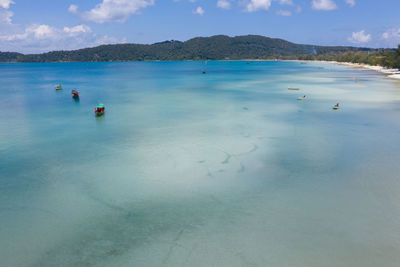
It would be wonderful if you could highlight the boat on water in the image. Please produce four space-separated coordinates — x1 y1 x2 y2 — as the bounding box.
288 87 300 90
298 95 306 100
72 89 80 99
333 103 340 110
95 103 105 116
55 84 62 90
202 70 206 74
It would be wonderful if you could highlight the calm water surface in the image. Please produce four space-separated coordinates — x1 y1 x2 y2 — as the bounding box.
1 61 400 266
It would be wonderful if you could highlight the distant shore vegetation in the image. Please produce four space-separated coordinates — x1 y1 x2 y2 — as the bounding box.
0 35 399 69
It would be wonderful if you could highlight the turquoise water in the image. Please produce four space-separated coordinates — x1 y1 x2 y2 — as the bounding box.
1 61 400 266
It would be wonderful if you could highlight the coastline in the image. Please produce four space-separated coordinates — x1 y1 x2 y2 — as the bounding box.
227 59 400 81
324 61 400 80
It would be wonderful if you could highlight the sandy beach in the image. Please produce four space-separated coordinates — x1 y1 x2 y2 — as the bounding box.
334 62 400 80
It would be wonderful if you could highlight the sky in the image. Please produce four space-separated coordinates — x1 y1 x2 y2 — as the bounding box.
0 0 400 53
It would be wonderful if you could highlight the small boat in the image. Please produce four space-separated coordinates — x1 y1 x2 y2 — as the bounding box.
298 95 306 101
94 103 105 116
202 70 206 74
72 89 80 99
333 103 340 110
288 87 300 90
55 84 62 90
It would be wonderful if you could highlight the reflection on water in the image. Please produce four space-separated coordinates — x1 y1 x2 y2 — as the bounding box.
95 114 105 122
1 61 400 267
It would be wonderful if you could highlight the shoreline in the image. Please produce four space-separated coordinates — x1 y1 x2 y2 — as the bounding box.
255 59 400 81
319 61 400 80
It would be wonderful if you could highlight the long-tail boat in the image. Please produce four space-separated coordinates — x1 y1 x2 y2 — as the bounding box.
94 103 105 116
72 89 80 99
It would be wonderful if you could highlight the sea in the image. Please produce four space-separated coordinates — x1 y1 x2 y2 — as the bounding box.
1 61 400 266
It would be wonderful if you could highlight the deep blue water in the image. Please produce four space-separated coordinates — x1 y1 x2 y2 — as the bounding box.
1 61 400 266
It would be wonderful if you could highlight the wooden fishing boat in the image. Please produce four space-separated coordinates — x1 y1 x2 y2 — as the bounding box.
55 84 62 90
94 103 105 116
72 89 80 99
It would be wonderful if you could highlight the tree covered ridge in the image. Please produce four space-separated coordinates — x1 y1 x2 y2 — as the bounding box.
0 35 399 68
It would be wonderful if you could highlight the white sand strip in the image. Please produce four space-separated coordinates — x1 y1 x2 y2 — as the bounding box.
335 62 400 80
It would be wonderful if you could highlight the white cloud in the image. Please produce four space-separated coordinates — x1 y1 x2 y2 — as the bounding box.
193 6 204 15
1 24 86 42
63 24 91 35
311 0 337 11
279 0 293 5
0 0 14 24
93 35 119 46
245 0 272 12
0 0 14 9
382 28 400 40
0 23 121 53
68 4 78 14
348 30 371 44
217 0 231 9
0 8 13 24
29 24 54 39
381 28 400 48
83 0 154 23
276 9 291 16
344 0 355 7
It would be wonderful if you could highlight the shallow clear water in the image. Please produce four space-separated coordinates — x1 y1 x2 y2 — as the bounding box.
1 61 400 266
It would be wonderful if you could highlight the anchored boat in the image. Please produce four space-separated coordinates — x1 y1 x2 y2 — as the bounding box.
95 103 105 116
333 103 340 110
55 84 62 90
72 89 80 99
298 95 306 101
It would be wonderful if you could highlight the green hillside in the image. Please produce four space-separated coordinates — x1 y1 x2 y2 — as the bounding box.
1 35 398 68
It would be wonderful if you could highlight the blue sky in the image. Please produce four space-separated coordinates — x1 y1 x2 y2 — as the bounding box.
0 0 399 53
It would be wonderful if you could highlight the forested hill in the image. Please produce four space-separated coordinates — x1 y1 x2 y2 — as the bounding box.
0 35 377 63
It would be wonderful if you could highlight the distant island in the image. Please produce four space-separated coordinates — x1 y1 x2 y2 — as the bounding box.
1 35 399 68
